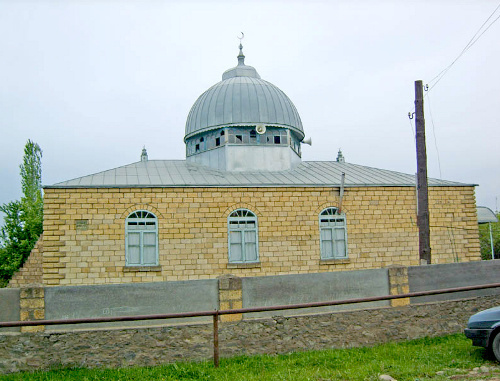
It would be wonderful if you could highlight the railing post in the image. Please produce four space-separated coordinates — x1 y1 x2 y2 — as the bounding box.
213 311 219 368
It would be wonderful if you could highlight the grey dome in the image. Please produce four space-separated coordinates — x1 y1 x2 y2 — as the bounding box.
184 47 304 141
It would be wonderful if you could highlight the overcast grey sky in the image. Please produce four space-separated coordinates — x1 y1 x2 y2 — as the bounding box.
1 0 499 215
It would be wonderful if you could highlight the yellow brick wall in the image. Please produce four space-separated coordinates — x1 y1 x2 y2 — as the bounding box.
8 235 44 288
40 186 480 286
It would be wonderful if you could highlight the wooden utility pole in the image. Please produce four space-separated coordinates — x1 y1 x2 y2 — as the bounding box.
415 80 431 264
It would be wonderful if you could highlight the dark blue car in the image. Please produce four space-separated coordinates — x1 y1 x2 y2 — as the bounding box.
465 306 500 361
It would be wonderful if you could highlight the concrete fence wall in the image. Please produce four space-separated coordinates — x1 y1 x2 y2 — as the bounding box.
242 268 391 319
44 279 219 331
2 260 500 333
409 259 500 303
0 288 20 333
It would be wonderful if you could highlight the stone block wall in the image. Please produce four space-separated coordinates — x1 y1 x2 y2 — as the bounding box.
39 185 480 287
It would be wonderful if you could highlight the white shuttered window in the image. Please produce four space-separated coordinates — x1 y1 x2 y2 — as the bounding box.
228 209 259 263
319 207 348 259
125 210 158 266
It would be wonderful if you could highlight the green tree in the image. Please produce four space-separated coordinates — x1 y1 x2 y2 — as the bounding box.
479 212 500 260
0 140 43 286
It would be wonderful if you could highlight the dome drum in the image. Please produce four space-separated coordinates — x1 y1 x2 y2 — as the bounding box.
186 126 303 158
184 43 305 172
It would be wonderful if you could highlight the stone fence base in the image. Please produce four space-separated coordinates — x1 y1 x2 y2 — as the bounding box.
1 294 499 374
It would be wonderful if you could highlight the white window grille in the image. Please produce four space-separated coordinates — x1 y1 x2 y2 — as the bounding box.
228 209 259 263
125 210 158 266
319 207 347 259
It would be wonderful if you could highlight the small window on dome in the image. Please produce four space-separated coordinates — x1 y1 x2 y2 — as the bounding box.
274 136 281 144
220 131 225 136
280 130 288 145
215 137 221 146
200 137 204 142
195 144 200 152
236 135 242 143
250 130 257 143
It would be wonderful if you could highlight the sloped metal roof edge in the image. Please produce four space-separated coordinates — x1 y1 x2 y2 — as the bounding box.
43 160 185 189
44 183 477 189
43 160 477 189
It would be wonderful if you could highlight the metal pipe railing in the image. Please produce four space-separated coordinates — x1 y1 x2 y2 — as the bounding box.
1 282 500 367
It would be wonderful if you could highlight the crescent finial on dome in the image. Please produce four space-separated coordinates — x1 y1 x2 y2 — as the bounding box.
222 34 261 80
237 32 245 66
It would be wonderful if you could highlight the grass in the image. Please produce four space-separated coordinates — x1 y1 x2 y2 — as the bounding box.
0 334 497 380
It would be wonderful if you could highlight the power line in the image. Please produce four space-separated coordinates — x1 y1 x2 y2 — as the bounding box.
427 2 500 92
408 115 415 142
406 3 500 161
425 93 442 179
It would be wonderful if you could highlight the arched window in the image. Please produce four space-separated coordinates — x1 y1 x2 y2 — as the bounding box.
319 207 347 259
228 209 259 263
125 210 158 266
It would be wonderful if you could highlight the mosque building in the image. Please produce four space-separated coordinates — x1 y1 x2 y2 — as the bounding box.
9 43 480 288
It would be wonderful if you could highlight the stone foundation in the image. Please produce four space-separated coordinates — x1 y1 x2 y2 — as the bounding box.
1 294 498 374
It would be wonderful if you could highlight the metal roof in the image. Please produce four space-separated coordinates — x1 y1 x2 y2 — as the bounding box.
184 45 304 141
46 160 473 189
477 206 498 224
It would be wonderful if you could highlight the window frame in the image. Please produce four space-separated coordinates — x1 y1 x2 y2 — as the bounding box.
227 209 259 264
319 207 348 260
125 210 159 267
